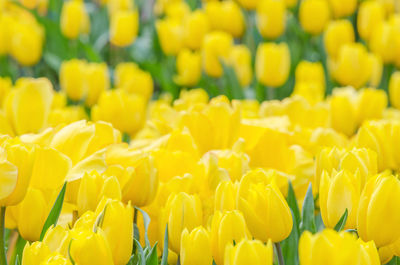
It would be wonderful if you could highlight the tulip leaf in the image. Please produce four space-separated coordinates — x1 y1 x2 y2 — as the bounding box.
221 63 244 100
287 181 301 229
281 209 300 265
145 243 158 265
160 225 168 265
136 207 151 248
14 255 20 265
9 235 26 265
39 182 67 241
315 212 325 232
134 239 146 265
300 183 316 234
333 209 348 232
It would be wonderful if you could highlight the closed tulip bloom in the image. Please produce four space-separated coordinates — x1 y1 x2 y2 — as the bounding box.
60 0 89 39
165 1 190 21
39 253 72 265
180 226 212 265
183 10 210 50
85 63 110 107
0 14 13 55
256 42 291 87
368 54 383 88
22 242 51 265
357 1 385 41
96 200 133 265
357 174 400 247
356 88 387 124
299 0 331 35
256 0 286 39
214 181 238 212
92 89 147 135
319 170 361 229
324 20 355 58
107 0 133 15
295 61 326 89
224 239 273 265
236 0 258 10
110 9 139 47
156 18 184 56
211 210 251 265
174 49 202 87
202 31 233 78
228 45 253 87
284 0 297 8
10 21 44 66
328 0 357 18
292 82 325 105
389 71 400 109
370 21 398 64
237 171 292 242
206 1 245 38
60 59 87 102
161 192 203 253
328 88 357 136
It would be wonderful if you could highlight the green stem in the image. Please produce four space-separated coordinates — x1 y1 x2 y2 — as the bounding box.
267 86 276 100
275 242 285 265
133 208 138 225
0 207 7 265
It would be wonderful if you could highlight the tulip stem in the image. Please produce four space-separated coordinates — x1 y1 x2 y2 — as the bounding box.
274 242 285 265
0 207 7 265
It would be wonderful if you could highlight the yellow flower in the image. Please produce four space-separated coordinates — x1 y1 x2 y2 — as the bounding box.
236 0 258 10
296 61 326 88
256 0 286 39
183 10 210 50
357 1 385 41
368 54 383 88
292 82 325 105
92 89 147 135
214 181 238 212
255 42 290 87
324 19 355 59
160 192 203 254
0 13 13 55
165 1 190 21
211 210 250 265
357 173 400 247
39 253 72 265
110 9 139 47
299 0 331 35
0 77 12 108
237 170 292 242
370 21 399 64
283 0 297 8
156 18 184 56
180 226 213 265
327 0 357 18
389 71 400 109
224 239 273 265
21 242 51 265
228 45 253 87
107 0 133 16
202 31 233 78
85 63 110 107
174 49 202 87
60 0 90 39
60 59 87 102
356 88 387 124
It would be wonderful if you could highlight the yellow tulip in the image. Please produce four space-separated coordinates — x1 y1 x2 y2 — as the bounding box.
110 9 139 47
357 1 385 41
202 31 233 78
228 45 253 87
256 0 286 39
256 42 290 87
39 253 72 265
156 18 184 56
357 173 400 247
236 0 258 10
60 59 87 102
211 210 250 265
356 88 387 124
324 20 355 59
42 225 71 258
165 1 190 21
284 0 297 8
183 10 210 50
327 0 357 18
368 54 383 88
369 21 399 64
214 181 238 212
85 63 110 107
319 170 361 229
160 192 203 253
22 242 51 265
299 0 331 35
224 239 273 265
60 0 89 39
92 89 147 135
292 82 325 105
180 226 213 265
389 71 400 109
107 0 133 15
295 61 326 89
328 88 357 136
95 199 133 265
0 14 13 55
174 49 202 87
0 76 12 108
237 170 292 242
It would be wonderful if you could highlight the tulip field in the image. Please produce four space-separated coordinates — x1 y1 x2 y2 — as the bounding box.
1 0 400 264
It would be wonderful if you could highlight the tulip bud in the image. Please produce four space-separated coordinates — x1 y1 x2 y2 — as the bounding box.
389 71 400 110
295 61 326 89
40 253 72 265
214 181 238 212
174 49 202 87
180 226 213 265
256 42 291 87
358 1 385 41
156 18 184 56
237 170 293 242
110 9 139 47
85 63 110 107
43 226 71 257
107 0 133 16
0 14 12 55
327 0 357 18
60 0 90 40
211 210 250 265
328 88 357 136
292 82 325 105
357 174 400 247
224 239 273 265
183 10 210 50
324 20 355 59
256 0 286 39
202 31 233 78
60 59 87 102
228 45 253 87
22 242 51 265
160 192 203 253
165 1 190 21
236 0 258 10
356 88 387 124
299 0 331 35
369 21 398 64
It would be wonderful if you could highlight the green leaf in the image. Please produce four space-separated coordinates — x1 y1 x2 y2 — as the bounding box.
286 181 301 229
136 207 151 248
14 254 20 265
160 225 168 265
281 209 299 265
39 182 67 241
145 243 158 265
333 209 348 232
134 239 146 265
9 235 26 265
300 183 316 234
221 63 244 100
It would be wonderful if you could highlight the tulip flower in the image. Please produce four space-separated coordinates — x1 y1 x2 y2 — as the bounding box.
256 0 286 39
174 49 202 87
202 31 233 78
85 63 110 107
369 21 398 64
295 61 326 90
256 42 291 88
60 0 90 40
324 20 355 59
299 0 331 35
357 1 385 41
390 71 400 110
60 59 88 102
214 181 238 212
224 239 273 265
183 10 210 50
22 242 51 265
156 18 184 56
236 0 258 10
110 9 139 47
328 0 357 18
180 226 212 265
228 45 253 87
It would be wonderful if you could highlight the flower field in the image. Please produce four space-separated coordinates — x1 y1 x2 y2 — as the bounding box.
0 0 400 264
